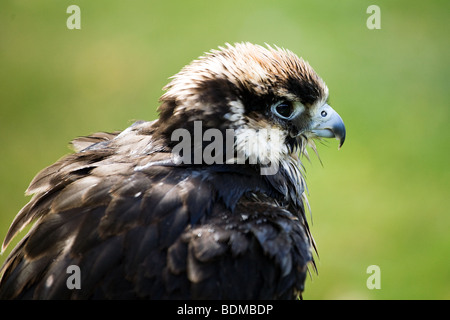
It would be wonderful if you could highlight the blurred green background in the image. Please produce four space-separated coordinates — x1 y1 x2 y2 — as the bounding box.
0 0 448 299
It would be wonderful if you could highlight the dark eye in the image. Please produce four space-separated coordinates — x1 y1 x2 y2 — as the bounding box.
274 102 294 119
321 110 327 117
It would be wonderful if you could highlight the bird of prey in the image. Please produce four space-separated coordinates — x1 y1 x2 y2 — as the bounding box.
0 42 345 299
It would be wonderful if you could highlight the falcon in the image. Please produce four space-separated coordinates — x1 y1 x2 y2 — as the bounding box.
0 42 345 299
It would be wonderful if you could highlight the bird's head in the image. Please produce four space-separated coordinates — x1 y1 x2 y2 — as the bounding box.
156 42 345 171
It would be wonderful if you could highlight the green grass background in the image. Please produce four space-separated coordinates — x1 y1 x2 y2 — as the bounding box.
0 0 448 299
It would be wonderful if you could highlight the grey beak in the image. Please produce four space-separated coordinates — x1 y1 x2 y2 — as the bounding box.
311 104 346 149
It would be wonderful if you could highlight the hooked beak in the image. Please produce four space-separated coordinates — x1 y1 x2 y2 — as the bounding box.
310 103 346 149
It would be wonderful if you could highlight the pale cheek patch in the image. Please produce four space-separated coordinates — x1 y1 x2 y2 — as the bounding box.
234 125 288 166
223 100 246 128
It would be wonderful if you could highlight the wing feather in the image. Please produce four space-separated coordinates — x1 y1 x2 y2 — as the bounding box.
0 119 312 299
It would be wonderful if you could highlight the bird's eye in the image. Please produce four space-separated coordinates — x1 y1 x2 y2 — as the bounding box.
273 102 294 119
321 110 327 117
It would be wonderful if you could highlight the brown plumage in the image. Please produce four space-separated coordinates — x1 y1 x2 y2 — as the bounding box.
0 43 345 299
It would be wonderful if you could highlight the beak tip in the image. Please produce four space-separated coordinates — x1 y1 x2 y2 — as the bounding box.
336 123 346 150
338 137 345 149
